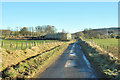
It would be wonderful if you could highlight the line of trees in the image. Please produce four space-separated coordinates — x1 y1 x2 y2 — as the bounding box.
0 25 57 38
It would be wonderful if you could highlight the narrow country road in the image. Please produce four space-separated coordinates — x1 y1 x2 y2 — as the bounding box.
37 40 99 78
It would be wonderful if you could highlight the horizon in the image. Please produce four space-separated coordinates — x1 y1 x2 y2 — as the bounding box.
0 26 119 33
2 2 118 33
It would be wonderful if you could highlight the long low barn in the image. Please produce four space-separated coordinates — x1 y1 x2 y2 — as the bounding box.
44 33 72 40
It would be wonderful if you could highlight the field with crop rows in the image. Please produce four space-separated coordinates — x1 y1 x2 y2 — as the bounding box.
86 39 119 58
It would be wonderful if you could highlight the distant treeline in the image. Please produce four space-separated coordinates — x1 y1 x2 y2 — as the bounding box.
0 25 58 38
74 28 120 39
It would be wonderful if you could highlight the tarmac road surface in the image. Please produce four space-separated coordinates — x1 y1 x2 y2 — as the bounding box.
37 40 99 78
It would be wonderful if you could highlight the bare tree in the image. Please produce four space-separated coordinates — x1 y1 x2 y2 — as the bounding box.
35 25 57 35
62 29 66 33
19 27 28 36
7 27 11 38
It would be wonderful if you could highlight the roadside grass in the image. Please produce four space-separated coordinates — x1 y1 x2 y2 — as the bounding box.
3 42 70 78
78 39 120 80
85 39 119 58
1 41 63 72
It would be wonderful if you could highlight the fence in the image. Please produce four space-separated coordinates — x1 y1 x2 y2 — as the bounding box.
0 40 59 50
91 41 119 60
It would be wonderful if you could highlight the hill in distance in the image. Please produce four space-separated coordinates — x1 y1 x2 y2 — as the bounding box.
74 27 120 35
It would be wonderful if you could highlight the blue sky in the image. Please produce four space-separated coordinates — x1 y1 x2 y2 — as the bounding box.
2 2 118 33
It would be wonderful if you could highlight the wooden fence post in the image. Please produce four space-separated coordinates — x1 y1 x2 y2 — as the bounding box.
10 42 12 49
100 44 101 47
38 42 39 46
29 42 31 48
34 42 36 46
32 42 33 46
1 41 3 48
107 46 109 52
118 47 120 60
26 42 27 48
21 43 23 49
16 42 18 49
32 42 34 46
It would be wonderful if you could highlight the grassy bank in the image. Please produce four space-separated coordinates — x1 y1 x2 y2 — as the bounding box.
1 41 63 72
2 40 75 79
85 39 119 58
78 39 120 80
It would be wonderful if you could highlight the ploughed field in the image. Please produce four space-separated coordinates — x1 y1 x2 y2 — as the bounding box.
86 39 119 58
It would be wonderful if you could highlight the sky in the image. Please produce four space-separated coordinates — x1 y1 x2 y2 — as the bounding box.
1 2 118 33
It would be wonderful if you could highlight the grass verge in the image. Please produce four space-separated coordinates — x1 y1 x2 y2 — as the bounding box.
85 39 119 59
2 42 70 79
1 42 63 72
78 38 120 80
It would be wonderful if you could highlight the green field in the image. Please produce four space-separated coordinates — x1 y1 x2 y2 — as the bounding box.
0 39 60 50
86 39 118 48
86 39 119 57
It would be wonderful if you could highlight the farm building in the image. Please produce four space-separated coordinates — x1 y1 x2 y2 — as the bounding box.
0 30 11 35
44 33 72 40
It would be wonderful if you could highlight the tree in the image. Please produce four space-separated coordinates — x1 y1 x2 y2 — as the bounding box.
83 28 89 34
111 34 116 38
62 29 66 33
116 35 120 39
32 27 34 36
96 34 101 39
19 27 28 36
51 26 57 33
108 31 114 34
7 27 11 37
36 25 57 35
76 32 84 38
35 26 45 35
83 28 102 39
45 25 52 33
